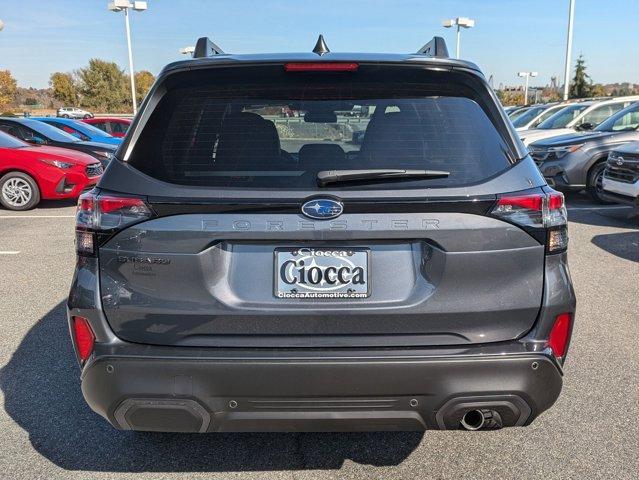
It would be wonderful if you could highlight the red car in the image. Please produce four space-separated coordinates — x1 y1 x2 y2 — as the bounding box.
0 130 103 210
82 117 131 138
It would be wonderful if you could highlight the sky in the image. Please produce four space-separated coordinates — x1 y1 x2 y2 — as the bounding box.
0 0 637 89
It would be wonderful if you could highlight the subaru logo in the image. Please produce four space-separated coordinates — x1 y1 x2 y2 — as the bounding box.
301 199 343 220
616 157 624 166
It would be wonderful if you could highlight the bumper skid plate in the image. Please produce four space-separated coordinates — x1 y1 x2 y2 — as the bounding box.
82 353 562 432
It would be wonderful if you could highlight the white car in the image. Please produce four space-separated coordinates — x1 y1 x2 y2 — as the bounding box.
57 107 94 119
602 142 639 206
510 103 568 132
519 96 639 146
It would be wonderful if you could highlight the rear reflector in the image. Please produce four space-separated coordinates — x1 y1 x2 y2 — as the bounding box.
548 313 572 358
284 62 359 72
72 316 95 363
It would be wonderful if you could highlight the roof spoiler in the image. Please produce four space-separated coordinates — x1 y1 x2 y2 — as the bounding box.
193 37 225 58
416 36 449 58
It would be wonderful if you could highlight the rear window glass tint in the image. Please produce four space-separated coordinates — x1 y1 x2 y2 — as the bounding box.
128 66 516 190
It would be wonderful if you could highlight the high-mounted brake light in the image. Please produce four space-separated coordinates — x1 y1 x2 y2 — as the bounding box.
548 313 573 359
284 62 359 72
491 189 568 254
72 316 95 364
75 190 153 256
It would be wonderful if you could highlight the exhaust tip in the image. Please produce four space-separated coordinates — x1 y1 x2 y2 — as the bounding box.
460 409 485 431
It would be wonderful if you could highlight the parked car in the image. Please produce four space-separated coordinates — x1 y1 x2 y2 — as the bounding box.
31 116 122 146
68 36 575 434
602 141 639 206
0 130 102 210
57 107 94 119
519 96 639 145
503 105 523 114
0 117 116 165
529 102 639 202
511 103 567 131
83 117 132 138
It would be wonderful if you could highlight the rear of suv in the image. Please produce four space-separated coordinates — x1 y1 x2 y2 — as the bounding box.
602 141 639 206
68 36 576 433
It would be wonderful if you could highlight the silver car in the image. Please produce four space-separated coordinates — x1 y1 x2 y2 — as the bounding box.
57 107 94 119
529 102 639 202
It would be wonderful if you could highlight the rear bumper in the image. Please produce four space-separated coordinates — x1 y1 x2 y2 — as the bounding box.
599 190 638 206
602 178 639 206
80 347 562 432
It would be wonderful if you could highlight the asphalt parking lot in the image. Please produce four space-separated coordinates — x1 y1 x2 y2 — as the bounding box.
0 193 637 480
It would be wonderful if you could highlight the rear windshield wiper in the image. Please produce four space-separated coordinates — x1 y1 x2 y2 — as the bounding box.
317 169 450 187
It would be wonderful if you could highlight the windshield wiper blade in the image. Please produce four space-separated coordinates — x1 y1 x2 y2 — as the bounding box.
317 169 450 187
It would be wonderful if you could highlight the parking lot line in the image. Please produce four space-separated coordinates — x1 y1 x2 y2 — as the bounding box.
0 215 75 219
567 206 633 211
0 251 20 255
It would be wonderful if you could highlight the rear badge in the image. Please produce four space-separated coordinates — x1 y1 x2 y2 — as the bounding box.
301 199 343 220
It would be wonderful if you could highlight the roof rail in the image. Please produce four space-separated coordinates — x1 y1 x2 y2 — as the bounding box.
416 36 449 58
193 37 225 58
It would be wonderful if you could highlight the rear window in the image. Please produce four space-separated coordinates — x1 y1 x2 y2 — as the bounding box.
128 65 516 190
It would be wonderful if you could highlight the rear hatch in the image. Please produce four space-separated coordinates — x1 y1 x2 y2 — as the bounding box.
96 61 547 348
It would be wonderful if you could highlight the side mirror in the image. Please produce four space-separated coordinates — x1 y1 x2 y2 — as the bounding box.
577 122 594 131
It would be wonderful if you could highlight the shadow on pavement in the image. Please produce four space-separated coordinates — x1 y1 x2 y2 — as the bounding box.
591 231 639 263
567 207 639 229
36 199 78 209
0 302 422 472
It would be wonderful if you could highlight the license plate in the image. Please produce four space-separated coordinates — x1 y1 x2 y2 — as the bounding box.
274 247 370 299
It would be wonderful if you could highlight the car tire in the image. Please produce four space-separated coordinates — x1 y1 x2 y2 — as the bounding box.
83 114 91 119
62 114 69 118
586 162 613 204
0 172 41 211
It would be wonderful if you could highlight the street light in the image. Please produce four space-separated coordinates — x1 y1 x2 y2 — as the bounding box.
180 46 195 57
108 0 148 114
518 71 538 105
442 17 475 58
563 0 576 100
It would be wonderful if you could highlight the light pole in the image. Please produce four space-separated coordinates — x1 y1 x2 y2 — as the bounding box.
518 71 538 105
443 17 475 58
563 0 576 100
108 1 148 114
180 46 195 57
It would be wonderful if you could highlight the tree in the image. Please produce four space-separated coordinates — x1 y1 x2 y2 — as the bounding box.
590 83 607 97
134 70 155 104
497 89 525 106
569 55 592 99
50 72 78 105
0 70 17 111
76 59 128 112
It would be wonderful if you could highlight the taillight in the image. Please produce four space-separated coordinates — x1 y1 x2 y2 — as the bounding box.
72 316 95 364
491 189 568 254
547 313 573 359
76 190 153 255
284 62 359 72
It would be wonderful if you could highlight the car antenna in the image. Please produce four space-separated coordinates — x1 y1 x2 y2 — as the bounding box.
312 34 330 56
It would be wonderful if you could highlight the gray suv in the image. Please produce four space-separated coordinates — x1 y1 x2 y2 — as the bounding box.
529 102 639 202
68 36 576 433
